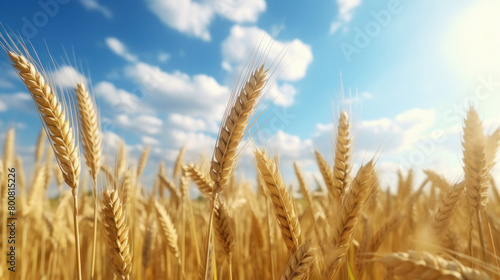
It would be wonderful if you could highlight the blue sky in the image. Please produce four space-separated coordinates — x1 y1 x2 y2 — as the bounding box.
1 0 500 195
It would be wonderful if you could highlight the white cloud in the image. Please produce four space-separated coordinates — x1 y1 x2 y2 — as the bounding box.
101 131 123 150
0 100 6 112
94 81 147 114
266 130 314 160
168 113 218 132
142 135 160 145
50 66 87 89
214 0 266 23
169 129 215 155
158 52 171 63
330 22 343 34
145 0 215 41
344 91 373 104
8 93 32 112
337 0 361 22
124 62 229 120
79 0 112 18
0 78 13 89
105 37 138 62
222 25 313 82
116 114 163 135
330 0 362 34
145 0 266 41
0 92 32 113
269 83 297 107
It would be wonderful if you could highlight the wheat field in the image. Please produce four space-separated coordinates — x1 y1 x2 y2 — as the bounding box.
1 37 500 280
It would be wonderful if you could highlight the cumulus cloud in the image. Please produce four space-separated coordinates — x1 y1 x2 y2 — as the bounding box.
124 62 229 120
166 130 215 159
266 130 314 161
145 0 266 41
106 37 138 62
0 92 34 113
222 25 313 82
116 114 163 135
158 52 171 63
344 92 373 104
214 0 266 23
94 81 149 114
168 114 218 132
269 83 298 107
142 135 160 145
0 77 14 89
7 93 33 112
330 0 362 34
79 0 112 18
145 0 215 41
50 66 87 89
101 131 124 150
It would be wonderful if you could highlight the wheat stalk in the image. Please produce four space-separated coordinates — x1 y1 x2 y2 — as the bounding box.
53 164 64 191
101 188 133 280
462 107 488 259
332 110 351 200
75 82 102 278
7 51 82 279
173 146 186 180
314 150 337 200
485 128 500 172
8 52 80 192
255 148 303 253
158 174 181 206
76 82 101 180
214 197 235 280
210 63 268 193
199 242 213 280
154 199 182 266
294 162 314 211
432 182 465 237
137 145 150 179
328 161 375 279
424 169 451 192
117 140 127 179
463 108 488 213
35 128 46 167
280 240 317 280
379 251 490 280
184 163 214 197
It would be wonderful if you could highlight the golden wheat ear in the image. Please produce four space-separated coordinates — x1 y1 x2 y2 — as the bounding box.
101 187 133 280
314 150 337 200
8 51 81 192
6 49 83 279
76 82 101 180
255 148 303 253
210 64 269 193
280 240 317 280
379 251 489 279
184 163 214 197
332 110 352 200
154 199 182 265
75 81 102 278
327 161 375 279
